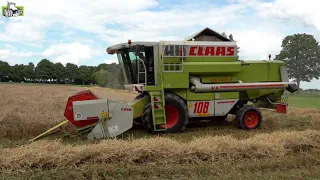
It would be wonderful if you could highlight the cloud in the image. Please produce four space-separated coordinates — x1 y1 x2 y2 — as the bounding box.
253 0 320 31
0 0 159 43
42 42 93 65
229 27 284 60
0 0 251 45
0 43 39 64
0 18 48 43
0 50 10 59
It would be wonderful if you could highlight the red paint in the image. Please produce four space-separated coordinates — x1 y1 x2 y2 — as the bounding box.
205 47 214 56
121 108 132 111
227 47 235 56
217 101 236 104
179 48 184 56
154 103 159 108
64 90 99 128
197 46 204 56
188 46 235 56
189 46 197 56
193 102 210 114
160 104 179 128
243 111 259 128
87 116 99 120
211 83 285 90
210 77 232 82
216 47 226 56
211 86 220 90
134 86 140 91
154 97 159 102
222 84 285 89
276 104 287 114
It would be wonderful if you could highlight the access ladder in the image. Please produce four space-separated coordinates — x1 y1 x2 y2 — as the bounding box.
149 89 167 131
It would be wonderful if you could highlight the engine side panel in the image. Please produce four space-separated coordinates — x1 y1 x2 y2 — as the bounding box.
214 99 238 116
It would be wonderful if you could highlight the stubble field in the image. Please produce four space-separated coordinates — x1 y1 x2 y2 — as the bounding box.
1 83 320 179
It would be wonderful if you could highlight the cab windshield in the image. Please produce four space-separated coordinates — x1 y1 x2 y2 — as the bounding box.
117 45 154 85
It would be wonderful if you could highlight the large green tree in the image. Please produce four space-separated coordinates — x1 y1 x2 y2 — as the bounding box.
276 33 320 88
23 62 35 82
0 60 10 82
92 69 110 87
35 59 55 82
77 65 91 85
9 64 25 82
53 62 66 83
65 63 78 84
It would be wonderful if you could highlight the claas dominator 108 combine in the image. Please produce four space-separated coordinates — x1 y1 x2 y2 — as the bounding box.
31 29 298 141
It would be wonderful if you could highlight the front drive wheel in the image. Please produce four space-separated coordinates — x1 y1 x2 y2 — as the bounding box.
142 93 188 134
236 105 262 130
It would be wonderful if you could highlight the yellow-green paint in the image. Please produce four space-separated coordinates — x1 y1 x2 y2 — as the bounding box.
186 90 215 100
162 72 189 88
184 62 241 73
163 57 181 64
246 89 284 99
168 89 187 100
128 95 150 119
144 85 163 91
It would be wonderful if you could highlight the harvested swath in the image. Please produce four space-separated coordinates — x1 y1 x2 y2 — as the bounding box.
1 130 319 169
286 107 320 119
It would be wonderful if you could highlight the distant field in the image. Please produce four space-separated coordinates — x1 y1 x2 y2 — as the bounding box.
288 95 320 109
0 83 320 179
0 81 93 87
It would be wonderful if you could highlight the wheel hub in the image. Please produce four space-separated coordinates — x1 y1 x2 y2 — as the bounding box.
244 111 259 128
160 104 179 129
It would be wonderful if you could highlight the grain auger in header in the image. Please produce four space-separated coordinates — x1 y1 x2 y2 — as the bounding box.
30 29 298 142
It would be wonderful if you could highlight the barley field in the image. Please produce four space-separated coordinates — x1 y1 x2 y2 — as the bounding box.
1 83 320 179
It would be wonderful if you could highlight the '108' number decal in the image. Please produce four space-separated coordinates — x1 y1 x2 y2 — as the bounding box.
193 102 210 114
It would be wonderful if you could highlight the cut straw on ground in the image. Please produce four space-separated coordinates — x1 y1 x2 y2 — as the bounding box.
1 129 319 169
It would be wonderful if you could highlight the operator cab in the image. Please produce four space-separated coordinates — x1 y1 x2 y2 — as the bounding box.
107 40 158 88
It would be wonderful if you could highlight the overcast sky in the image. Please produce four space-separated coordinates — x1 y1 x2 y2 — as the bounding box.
0 0 319 89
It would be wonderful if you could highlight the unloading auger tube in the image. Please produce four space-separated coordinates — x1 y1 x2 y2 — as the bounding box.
189 77 298 93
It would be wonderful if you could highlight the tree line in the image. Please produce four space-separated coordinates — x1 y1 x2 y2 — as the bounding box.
0 59 125 89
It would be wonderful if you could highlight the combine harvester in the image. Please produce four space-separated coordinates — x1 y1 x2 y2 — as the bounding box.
31 28 298 141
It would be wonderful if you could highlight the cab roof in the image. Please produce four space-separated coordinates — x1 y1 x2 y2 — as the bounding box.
106 40 237 54
107 41 158 54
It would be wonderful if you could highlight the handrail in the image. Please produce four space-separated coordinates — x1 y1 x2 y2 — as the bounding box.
137 59 147 85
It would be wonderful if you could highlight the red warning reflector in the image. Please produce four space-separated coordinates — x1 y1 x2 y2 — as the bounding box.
154 103 159 109
276 104 287 114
